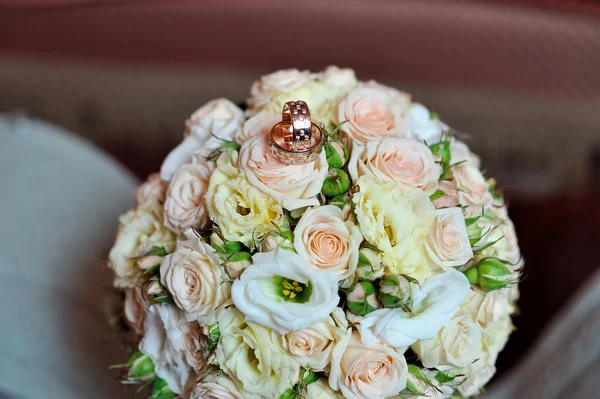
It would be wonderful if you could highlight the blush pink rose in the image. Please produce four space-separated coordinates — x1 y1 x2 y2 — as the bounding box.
453 164 493 213
235 111 279 144
136 173 167 205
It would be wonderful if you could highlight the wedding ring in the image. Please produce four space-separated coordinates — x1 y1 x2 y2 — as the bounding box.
282 100 312 148
270 121 323 164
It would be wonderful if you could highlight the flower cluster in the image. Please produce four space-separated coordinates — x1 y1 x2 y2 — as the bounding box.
108 66 521 399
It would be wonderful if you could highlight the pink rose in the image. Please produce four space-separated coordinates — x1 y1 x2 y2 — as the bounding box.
235 111 279 144
348 137 441 194
338 85 410 144
433 181 459 208
238 135 328 210
136 173 167 205
124 287 146 335
163 162 214 233
453 164 493 213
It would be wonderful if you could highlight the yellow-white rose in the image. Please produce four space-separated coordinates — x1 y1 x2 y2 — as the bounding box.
348 137 441 194
163 162 214 233
238 135 328 211
412 314 481 369
329 330 407 399
109 201 176 288
189 373 247 399
136 173 167 205
235 111 280 144
306 378 342 399
216 307 301 398
282 307 349 371
293 205 362 280
205 150 284 247
452 163 492 214
425 207 473 268
248 68 312 112
352 176 435 277
337 84 411 144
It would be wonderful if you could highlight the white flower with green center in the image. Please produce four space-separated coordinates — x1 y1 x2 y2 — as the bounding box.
231 248 340 334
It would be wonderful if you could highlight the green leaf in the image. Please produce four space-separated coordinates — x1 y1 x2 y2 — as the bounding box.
150 378 175 399
435 369 463 384
279 388 297 399
429 189 445 202
429 140 451 165
228 251 252 263
473 235 505 253
357 251 372 267
325 141 345 168
151 296 173 304
148 246 168 257
224 240 243 252
400 274 420 286
408 364 440 393
220 141 241 152
430 110 439 120
464 215 481 227
301 368 321 385
405 378 425 395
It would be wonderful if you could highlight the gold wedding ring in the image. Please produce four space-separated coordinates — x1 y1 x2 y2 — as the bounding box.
270 100 323 164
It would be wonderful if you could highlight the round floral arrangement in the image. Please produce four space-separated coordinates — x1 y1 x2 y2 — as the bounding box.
108 66 522 399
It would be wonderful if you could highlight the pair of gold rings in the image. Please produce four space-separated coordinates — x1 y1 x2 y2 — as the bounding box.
269 100 323 164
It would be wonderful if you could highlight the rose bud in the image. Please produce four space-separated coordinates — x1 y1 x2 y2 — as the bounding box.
225 251 252 279
356 248 385 281
325 140 348 168
321 168 351 197
126 351 155 382
258 230 295 252
346 280 380 316
378 274 412 308
150 377 175 399
146 280 168 297
136 254 165 270
477 257 518 291
210 232 226 254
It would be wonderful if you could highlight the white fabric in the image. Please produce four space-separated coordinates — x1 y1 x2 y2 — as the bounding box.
0 115 138 399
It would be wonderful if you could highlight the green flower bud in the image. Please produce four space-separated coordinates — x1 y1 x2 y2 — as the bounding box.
346 280 380 316
478 257 517 291
150 378 175 399
321 169 351 197
325 141 347 168
126 351 155 381
378 274 412 308
357 248 384 281
279 388 297 399
463 266 479 285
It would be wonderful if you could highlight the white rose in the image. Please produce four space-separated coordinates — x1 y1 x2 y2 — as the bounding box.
189 373 245 399
235 111 279 144
306 378 342 399
282 307 349 371
109 201 175 288
163 162 214 233
476 288 510 330
409 103 448 143
348 137 441 194
216 307 301 397
452 163 493 214
248 68 312 112
238 135 328 210
319 65 358 97
124 286 146 335
450 140 481 169
329 330 407 399
425 207 473 267
357 268 470 348
160 232 230 324
136 173 167 205
293 205 362 280
160 99 244 180
139 304 193 394
484 314 513 364
337 85 411 144
457 346 496 397
412 314 481 369
231 248 340 334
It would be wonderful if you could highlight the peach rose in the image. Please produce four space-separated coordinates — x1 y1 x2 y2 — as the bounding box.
425 207 473 268
293 205 362 280
432 180 459 208
248 68 311 112
337 86 411 144
329 330 407 399
136 173 167 205
235 111 279 144
453 163 493 213
238 135 328 210
348 137 441 194
189 373 246 399
451 140 481 168
163 162 214 233
160 99 244 180
180 323 210 373
124 286 146 335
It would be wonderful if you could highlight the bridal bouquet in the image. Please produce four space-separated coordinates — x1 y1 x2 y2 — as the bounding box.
108 66 521 399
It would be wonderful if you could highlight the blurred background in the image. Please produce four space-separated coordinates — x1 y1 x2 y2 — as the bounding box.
1 0 599 396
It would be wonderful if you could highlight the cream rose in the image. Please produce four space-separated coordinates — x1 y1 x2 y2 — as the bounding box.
206 150 284 247
452 163 493 213
248 68 312 112
124 286 146 335
457 347 496 397
139 304 193 394
160 232 229 324
235 111 280 144
231 248 340 334
484 314 513 364
189 373 246 399
238 135 328 210
352 176 435 277
160 99 244 180
216 307 301 397
282 307 349 371
108 201 176 288
338 85 410 144
163 162 214 233
413 314 481 369
136 173 167 205
293 205 362 280
329 330 407 399
451 140 481 168
409 103 448 143
319 65 358 98
348 137 441 194
476 289 510 330
425 207 473 268
357 268 470 348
